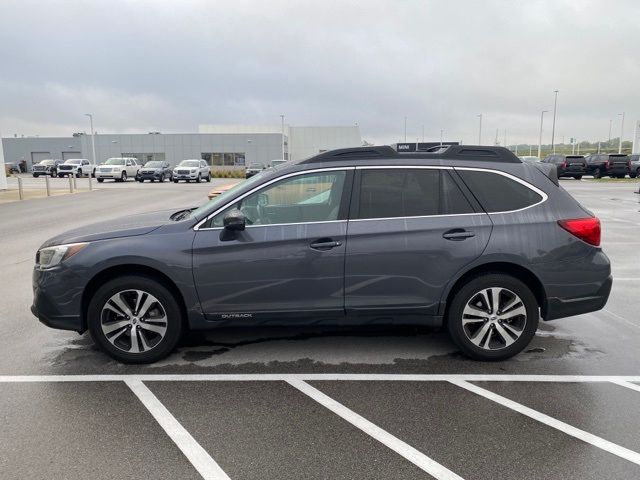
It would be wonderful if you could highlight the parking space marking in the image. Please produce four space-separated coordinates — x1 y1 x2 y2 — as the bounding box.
287 379 464 480
126 380 231 480
2 374 640 382
610 380 640 394
449 380 640 466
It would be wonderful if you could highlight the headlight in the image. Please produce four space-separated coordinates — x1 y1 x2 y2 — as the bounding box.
37 243 88 270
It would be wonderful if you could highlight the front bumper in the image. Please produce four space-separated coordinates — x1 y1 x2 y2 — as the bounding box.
95 171 121 179
139 172 164 180
174 173 198 180
31 266 85 333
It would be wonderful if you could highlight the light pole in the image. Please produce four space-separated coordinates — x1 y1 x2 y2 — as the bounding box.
404 116 407 142
422 125 425 142
538 110 548 158
608 119 612 146
440 129 443 145
551 90 558 153
280 115 285 160
477 114 483 145
84 114 96 189
618 112 625 154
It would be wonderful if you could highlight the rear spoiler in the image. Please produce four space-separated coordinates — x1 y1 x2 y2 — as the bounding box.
532 162 559 186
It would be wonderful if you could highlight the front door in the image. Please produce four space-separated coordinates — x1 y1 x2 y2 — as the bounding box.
344 167 492 316
192 168 353 320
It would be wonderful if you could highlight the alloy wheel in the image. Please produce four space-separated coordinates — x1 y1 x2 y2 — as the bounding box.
461 287 527 351
100 289 168 354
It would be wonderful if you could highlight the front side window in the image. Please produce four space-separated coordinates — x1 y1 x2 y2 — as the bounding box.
457 170 543 213
209 170 347 227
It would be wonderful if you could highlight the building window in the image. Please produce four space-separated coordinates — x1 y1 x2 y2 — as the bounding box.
202 152 244 166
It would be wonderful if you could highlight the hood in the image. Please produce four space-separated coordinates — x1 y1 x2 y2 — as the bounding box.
40 209 180 248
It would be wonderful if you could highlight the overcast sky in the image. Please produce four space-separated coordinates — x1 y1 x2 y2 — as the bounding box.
1 0 639 145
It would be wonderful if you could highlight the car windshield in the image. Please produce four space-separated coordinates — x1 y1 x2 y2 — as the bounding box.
179 160 200 167
188 170 269 220
145 161 162 167
64 159 82 164
104 158 126 165
249 163 262 168
39 160 55 165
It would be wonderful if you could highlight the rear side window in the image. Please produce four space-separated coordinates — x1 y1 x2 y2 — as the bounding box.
356 169 474 219
457 170 543 213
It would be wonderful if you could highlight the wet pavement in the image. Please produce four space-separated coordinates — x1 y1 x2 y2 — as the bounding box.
1 179 639 479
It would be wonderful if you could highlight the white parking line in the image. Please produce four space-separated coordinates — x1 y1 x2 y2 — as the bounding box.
449 379 640 466
287 379 464 480
126 380 231 480
610 380 640 394
2 374 640 382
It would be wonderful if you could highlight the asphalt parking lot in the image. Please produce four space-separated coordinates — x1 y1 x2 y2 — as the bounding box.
1 178 640 479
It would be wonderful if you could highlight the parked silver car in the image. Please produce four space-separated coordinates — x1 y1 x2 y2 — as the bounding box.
95 157 140 182
173 159 211 183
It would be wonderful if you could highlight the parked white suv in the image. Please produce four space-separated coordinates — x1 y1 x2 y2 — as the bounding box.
173 159 211 183
57 159 96 178
95 157 140 182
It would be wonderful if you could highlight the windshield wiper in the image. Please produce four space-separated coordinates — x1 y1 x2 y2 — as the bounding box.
170 207 197 221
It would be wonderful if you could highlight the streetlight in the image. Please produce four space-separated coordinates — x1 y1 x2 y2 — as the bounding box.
440 129 444 145
618 112 625 154
84 114 96 189
538 110 548 158
551 90 559 153
608 119 612 146
404 116 407 142
280 115 285 160
477 114 483 145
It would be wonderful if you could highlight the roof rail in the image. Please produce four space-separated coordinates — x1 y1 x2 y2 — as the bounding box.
300 145 521 164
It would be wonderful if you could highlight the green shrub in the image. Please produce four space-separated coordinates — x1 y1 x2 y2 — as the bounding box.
211 169 245 179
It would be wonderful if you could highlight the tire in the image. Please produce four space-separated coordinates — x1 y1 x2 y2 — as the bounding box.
206 173 211 182
58 174 64 178
446 273 539 361
173 179 178 183
593 168 602 179
76 169 82 178
196 174 201 183
91 169 96 178
120 172 127 182
33 174 39 178
573 175 582 180
159 174 164 183
87 275 184 364
97 178 104 183
138 179 144 183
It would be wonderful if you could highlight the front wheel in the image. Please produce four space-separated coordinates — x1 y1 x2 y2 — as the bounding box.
33 173 39 178
573 175 582 180
87 275 184 364
196 174 201 183
446 274 539 361
97 178 104 183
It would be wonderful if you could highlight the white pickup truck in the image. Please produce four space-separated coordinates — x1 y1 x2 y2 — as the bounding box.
57 158 97 178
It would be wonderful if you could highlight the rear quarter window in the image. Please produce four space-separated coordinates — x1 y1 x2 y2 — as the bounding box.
456 170 543 213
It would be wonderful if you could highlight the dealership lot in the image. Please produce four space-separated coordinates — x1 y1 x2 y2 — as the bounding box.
1 180 640 479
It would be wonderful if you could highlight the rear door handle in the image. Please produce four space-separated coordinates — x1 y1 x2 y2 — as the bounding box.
310 239 343 250
443 229 475 241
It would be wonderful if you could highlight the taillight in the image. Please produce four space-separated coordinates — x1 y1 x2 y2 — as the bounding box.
561 162 567 168
605 161 610 168
558 217 601 246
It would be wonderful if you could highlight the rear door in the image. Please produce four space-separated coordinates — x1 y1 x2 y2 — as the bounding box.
344 167 492 316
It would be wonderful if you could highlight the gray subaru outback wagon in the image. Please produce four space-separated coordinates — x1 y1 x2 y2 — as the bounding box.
32 145 612 363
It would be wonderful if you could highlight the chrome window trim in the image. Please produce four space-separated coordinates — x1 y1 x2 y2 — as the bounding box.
193 164 548 230
453 166 548 214
193 167 355 231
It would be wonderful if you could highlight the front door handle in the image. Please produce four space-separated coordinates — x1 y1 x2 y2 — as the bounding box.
443 229 475 241
310 239 343 250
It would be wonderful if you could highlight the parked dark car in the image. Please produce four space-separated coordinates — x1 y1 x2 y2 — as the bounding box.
629 154 640 178
542 154 587 179
584 153 630 178
137 161 173 182
32 145 611 364
32 159 62 177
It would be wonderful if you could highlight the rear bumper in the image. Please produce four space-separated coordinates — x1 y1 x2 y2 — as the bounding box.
544 275 612 320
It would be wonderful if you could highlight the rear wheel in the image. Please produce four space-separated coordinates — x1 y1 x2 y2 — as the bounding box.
573 175 582 180
77 169 83 178
87 275 183 364
593 168 602 179
173 179 178 183
97 178 104 183
120 172 127 182
447 273 539 361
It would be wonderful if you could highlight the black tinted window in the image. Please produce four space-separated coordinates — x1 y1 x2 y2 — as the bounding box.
356 169 474 219
457 170 542 213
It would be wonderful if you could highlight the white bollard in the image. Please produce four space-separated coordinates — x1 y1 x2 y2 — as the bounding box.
72 172 77 191
45 175 50 196
68 175 74 193
18 177 24 200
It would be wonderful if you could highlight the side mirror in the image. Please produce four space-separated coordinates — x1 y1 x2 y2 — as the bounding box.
223 209 246 231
